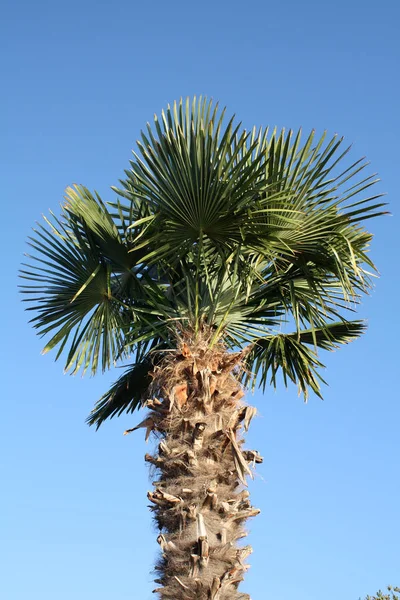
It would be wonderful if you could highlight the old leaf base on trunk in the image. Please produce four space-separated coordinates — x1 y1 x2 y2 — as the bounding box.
129 332 262 600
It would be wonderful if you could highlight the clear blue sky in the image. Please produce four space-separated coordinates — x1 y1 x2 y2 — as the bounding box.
1 1 399 599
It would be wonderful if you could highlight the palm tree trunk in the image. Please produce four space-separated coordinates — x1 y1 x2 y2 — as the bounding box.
136 332 262 600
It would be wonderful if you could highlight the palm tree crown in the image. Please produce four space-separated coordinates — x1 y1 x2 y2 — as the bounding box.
21 97 385 427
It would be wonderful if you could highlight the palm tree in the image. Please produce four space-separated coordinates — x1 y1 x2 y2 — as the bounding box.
21 97 385 600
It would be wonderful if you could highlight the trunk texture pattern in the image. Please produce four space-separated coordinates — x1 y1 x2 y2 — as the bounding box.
134 335 262 600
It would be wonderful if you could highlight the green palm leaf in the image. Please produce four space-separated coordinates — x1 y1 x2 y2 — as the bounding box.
87 360 154 428
245 320 366 398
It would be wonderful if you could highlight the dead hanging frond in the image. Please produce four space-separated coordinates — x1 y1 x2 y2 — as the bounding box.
239 406 257 432
210 576 222 600
219 345 254 373
148 489 183 506
144 398 165 411
157 534 179 553
124 416 158 441
242 450 264 465
194 519 211 574
170 383 188 410
174 576 190 591
226 429 253 486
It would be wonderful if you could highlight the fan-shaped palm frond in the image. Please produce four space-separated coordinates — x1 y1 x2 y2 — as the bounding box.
86 359 154 428
20 207 130 374
20 187 164 375
244 320 366 398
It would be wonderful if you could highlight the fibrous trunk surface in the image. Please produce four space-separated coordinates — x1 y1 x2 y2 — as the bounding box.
128 332 262 600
